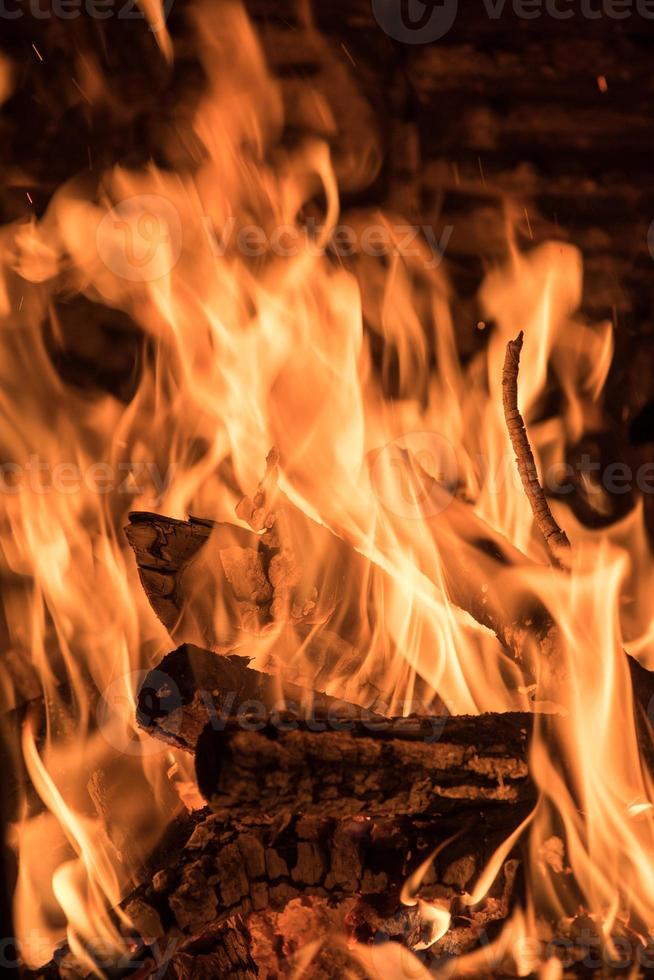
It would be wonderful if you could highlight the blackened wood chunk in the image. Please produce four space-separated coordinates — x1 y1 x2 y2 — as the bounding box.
136 643 384 753
195 713 533 820
165 916 258 980
123 805 530 953
28 915 257 980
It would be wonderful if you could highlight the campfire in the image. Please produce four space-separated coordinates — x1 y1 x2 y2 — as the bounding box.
2 2 654 977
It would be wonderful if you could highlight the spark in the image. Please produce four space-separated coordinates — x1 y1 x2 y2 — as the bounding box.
26 192 33 205
478 156 486 186
524 207 533 240
31 43 43 62
340 43 356 68
597 75 608 92
72 78 93 105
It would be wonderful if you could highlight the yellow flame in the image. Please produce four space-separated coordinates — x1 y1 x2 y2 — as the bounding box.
4 1 654 973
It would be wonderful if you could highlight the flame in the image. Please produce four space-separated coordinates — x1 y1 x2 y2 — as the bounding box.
399 835 456 951
16 721 129 973
3 0 654 974
524 540 654 931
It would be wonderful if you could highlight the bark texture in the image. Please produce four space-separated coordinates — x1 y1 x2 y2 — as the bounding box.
502 331 571 569
195 713 533 820
136 643 379 753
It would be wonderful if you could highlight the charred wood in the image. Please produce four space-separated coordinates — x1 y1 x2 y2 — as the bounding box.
28 800 527 977
28 914 257 980
125 496 654 718
195 713 533 821
136 643 389 753
121 805 527 941
125 510 446 713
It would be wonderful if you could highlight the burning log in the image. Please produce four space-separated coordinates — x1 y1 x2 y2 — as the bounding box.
29 914 257 980
125 507 446 713
155 917 258 980
30 794 654 979
120 800 530 967
120 805 517 939
194 713 533 821
124 484 561 708
136 643 391 753
125 453 346 648
125 493 533 667
30 799 526 978
126 491 654 734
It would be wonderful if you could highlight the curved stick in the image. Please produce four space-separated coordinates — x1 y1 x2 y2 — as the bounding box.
502 331 571 570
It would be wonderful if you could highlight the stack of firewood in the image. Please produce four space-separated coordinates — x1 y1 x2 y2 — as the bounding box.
28 442 654 978
3 2 654 975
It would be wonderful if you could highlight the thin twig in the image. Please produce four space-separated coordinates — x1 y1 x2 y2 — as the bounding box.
502 331 571 570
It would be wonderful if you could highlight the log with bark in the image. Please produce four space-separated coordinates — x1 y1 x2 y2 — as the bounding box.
195 713 533 821
33 780 649 977
30 913 258 980
121 804 527 942
126 497 654 718
136 642 386 753
31 796 526 977
31 787 654 979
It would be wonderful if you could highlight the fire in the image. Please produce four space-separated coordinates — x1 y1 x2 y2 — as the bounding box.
16 721 128 974
2 0 654 975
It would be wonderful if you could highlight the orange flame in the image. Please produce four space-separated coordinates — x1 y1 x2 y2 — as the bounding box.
3 1 654 973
